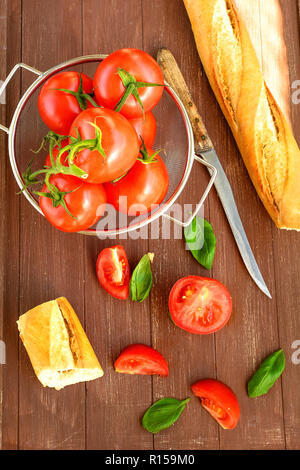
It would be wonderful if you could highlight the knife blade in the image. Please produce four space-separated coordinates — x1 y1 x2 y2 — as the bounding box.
157 48 271 299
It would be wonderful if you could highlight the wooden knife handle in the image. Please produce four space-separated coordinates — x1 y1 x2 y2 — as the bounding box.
157 48 213 152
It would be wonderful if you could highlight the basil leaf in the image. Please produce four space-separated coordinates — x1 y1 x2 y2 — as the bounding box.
248 349 285 398
184 217 216 270
142 397 190 434
129 253 154 302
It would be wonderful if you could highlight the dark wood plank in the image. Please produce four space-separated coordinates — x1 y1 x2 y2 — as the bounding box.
0 0 8 449
83 0 153 450
143 0 218 450
17 0 86 450
206 1 285 450
272 0 300 450
1 0 21 450
1 0 299 450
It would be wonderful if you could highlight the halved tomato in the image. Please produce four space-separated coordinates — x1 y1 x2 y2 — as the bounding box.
192 379 240 429
114 344 169 377
96 245 130 300
169 276 232 334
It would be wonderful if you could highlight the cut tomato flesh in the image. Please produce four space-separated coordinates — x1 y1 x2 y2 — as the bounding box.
107 248 126 285
96 245 130 300
201 398 227 421
192 379 240 430
169 276 232 334
114 344 169 377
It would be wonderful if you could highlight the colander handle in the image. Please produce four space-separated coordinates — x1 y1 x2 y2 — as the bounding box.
162 155 217 227
0 63 42 133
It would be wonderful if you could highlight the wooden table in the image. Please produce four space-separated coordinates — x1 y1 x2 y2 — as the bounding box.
0 0 299 450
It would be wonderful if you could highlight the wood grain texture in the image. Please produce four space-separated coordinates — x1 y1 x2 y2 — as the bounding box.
82 0 153 450
0 0 8 449
272 0 300 450
1 0 21 450
0 0 299 450
208 0 284 450
143 0 218 450
18 0 86 450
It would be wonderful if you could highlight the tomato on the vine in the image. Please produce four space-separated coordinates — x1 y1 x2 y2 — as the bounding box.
44 140 69 168
129 112 157 148
69 107 140 184
38 71 97 135
96 245 130 300
104 146 169 215
39 174 106 233
93 48 164 119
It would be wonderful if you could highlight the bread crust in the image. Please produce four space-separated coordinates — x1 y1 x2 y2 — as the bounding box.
183 0 300 230
17 298 103 390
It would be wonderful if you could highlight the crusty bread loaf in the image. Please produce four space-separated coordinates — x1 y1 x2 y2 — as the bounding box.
17 297 103 390
183 0 300 230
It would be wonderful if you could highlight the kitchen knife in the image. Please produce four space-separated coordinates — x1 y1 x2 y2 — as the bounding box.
157 48 271 299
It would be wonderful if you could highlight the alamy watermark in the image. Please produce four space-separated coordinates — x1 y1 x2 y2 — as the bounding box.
0 340 5 364
95 200 205 251
292 80 300 105
291 340 300 365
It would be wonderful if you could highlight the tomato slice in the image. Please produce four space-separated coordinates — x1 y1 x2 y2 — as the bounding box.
96 245 130 300
169 276 232 334
114 344 169 377
192 379 240 429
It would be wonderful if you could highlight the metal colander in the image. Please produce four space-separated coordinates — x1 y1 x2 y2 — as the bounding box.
0 55 217 236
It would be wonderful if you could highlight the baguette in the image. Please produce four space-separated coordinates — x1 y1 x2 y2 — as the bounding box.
17 297 103 390
183 0 300 230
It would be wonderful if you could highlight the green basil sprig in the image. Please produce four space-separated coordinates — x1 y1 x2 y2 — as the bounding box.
142 397 190 434
248 349 285 398
184 216 216 270
129 253 154 302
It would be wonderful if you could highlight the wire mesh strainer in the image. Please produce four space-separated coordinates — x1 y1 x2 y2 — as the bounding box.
0 55 217 236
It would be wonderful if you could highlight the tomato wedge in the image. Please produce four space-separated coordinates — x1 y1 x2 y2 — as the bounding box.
96 245 130 300
169 276 232 334
115 344 169 377
192 379 240 429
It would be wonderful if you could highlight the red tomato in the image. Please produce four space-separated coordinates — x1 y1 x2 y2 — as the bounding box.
69 107 139 184
114 344 169 377
104 149 169 215
38 71 96 135
93 48 164 118
39 174 106 233
192 379 240 429
169 276 232 335
96 245 130 300
44 140 69 168
129 112 157 148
